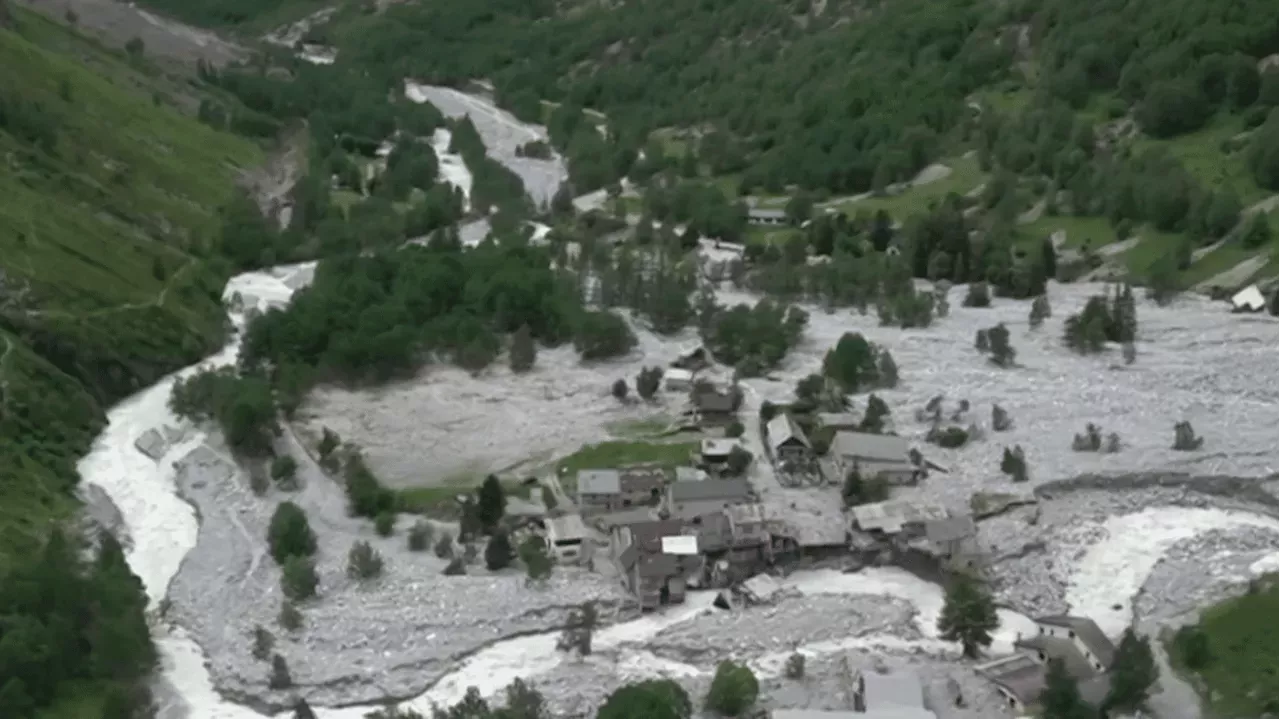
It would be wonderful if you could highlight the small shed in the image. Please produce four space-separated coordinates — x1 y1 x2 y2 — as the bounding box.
664 367 695 391
766 413 812 461
1231 284 1267 312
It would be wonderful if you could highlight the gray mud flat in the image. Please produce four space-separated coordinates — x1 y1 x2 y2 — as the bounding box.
165 432 629 710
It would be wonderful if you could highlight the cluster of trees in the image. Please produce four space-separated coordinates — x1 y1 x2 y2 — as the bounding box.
1063 286 1137 354
698 298 808 376
170 367 278 456
822 332 899 393
0 532 156 718
238 243 586 388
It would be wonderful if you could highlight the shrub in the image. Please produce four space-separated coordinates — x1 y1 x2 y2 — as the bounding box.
636 366 663 400
443 558 467 575
1000 446 1028 482
612 378 629 401
519 535 554 582
963 281 991 308
434 532 455 559
1029 295 1052 328
1173 625 1212 670
986 323 1016 367
1122 342 1137 365
725 445 752 475
705 661 760 716
374 511 396 537
485 531 514 571
281 556 319 601
927 425 970 448
974 329 989 352
1173 421 1204 451
268 654 292 689
270 455 299 490
1072 423 1103 452
267 502 317 564
251 625 274 661
785 652 806 680
725 420 745 438
992 404 1012 432
408 520 434 551
347 540 385 580
278 601 303 632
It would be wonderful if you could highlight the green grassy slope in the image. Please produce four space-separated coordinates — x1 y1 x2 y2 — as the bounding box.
0 9 262 565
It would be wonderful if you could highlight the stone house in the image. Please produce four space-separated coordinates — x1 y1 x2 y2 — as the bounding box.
664 367 695 392
850 499 947 535
923 515 980 569
691 387 737 426
978 614 1116 712
766 413 812 462
830 430 922 485
665 478 752 517
576 467 666 514
681 502 774 585
610 519 702 610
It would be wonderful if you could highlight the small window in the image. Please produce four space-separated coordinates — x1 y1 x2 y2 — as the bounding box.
622 498 632 507
1068 630 1075 639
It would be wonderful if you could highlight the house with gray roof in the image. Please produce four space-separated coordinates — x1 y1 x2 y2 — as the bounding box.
766 413 812 462
978 614 1117 713
609 519 702 610
923 514 979 568
747 207 788 226
576 467 665 514
666 478 752 517
830 430 922 485
851 499 947 534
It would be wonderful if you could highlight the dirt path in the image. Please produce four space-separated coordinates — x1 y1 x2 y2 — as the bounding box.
17 0 245 67
21 258 194 322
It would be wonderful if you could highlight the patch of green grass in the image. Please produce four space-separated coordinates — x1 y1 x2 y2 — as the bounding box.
395 473 533 515
555 439 699 491
745 224 800 245
832 153 987 221
605 415 674 438
0 10 261 565
1019 214 1118 250
1169 575 1278 718
1132 114 1267 205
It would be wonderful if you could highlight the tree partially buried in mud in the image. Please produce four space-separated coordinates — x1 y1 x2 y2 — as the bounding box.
268 502 317 564
937 574 999 658
597 679 693 719
705 660 760 716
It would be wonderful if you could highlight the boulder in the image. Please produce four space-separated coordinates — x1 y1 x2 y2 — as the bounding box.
134 428 168 460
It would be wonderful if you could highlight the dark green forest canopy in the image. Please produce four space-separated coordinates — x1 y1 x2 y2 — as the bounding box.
240 241 580 383
317 0 1278 194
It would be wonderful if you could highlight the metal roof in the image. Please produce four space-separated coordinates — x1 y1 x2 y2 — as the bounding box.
852 500 947 532
816 412 861 428
669 478 751 502
859 670 926 708
577 469 621 494
767 413 812 449
701 438 740 457
1034 616 1117 667
830 431 911 462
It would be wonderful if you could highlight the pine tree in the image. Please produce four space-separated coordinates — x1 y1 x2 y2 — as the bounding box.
485 531 514 571
1030 295 1052 328
1104 629 1157 713
859 394 891 434
1040 658 1092 719
986 323 1016 367
268 654 292 689
476 475 507 529
510 324 537 373
937 575 999 658
877 349 899 388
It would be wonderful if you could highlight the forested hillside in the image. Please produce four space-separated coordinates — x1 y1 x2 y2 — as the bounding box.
0 6 267 716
